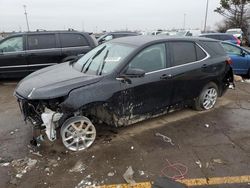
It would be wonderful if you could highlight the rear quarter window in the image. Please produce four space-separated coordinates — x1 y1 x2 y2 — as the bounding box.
196 45 207 60
60 33 89 48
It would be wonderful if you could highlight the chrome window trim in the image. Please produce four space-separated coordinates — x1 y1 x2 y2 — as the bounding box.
0 63 57 69
0 46 89 55
145 42 210 75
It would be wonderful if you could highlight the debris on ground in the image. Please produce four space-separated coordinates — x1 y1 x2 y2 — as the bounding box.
234 75 243 82
212 158 226 164
138 170 145 176
10 129 18 135
155 132 175 146
195 160 202 168
107 172 115 177
244 79 250 83
69 160 87 173
30 150 42 157
0 162 10 167
204 124 210 128
130 146 134 150
161 159 188 180
75 175 97 188
11 158 37 178
48 159 59 167
123 166 136 184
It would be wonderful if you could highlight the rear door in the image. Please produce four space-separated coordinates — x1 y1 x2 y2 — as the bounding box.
26 33 61 73
168 41 209 104
221 42 249 74
59 33 92 59
0 35 28 77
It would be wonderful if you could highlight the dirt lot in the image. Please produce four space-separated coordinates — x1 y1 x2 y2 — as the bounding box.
0 80 250 188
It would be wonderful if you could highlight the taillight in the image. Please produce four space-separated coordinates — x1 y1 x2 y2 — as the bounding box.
226 58 233 65
234 36 241 45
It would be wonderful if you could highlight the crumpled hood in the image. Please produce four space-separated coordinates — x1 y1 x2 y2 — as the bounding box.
15 62 103 100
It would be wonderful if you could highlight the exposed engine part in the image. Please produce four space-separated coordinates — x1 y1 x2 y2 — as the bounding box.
41 108 63 141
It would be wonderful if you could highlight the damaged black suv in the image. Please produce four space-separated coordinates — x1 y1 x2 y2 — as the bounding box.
15 36 234 151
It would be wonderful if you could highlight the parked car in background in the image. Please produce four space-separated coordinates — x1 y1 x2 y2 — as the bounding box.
97 31 139 44
200 33 241 46
175 29 202 37
15 36 234 151
221 41 250 77
0 30 97 78
226 28 243 40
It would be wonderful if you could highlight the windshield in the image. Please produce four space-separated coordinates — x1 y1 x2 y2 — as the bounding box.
73 43 135 75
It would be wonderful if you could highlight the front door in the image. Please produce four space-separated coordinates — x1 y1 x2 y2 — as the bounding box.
0 35 27 78
120 43 173 121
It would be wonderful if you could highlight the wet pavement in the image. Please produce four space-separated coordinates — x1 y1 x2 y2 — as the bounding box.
0 80 250 188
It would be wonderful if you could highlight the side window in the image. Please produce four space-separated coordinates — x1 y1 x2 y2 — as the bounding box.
60 33 89 47
196 45 207 60
28 34 56 50
221 43 241 55
171 42 196 66
128 44 166 73
0 36 23 52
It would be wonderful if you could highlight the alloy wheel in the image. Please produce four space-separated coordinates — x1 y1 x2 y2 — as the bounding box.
61 117 96 151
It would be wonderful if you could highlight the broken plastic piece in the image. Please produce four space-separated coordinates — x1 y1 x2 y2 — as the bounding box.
123 166 136 184
155 133 175 145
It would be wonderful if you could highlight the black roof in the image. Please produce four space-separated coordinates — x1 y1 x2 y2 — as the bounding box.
6 30 89 37
200 33 233 36
110 35 216 47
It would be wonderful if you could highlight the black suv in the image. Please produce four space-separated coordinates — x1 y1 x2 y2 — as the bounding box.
15 36 234 151
97 31 139 44
0 31 97 78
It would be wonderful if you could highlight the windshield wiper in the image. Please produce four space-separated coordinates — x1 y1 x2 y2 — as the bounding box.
69 57 80 65
97 50 109 75
81 46 106 73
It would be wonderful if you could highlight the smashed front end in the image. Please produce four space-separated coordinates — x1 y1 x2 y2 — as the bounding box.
15 93 65 145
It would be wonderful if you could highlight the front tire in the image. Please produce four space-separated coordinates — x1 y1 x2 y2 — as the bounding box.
60 116 96 151
194 82 218 111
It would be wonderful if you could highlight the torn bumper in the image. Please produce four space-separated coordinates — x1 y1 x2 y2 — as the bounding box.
16 95 63 142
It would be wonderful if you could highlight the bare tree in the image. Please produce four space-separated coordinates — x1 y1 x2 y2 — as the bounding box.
215 0 250 34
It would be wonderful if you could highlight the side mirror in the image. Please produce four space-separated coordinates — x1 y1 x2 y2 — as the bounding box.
241 50 246 57
125 68 146 78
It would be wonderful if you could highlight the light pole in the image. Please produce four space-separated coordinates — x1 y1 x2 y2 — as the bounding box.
183 13 186 30
204 0 209 32
23 5 30 31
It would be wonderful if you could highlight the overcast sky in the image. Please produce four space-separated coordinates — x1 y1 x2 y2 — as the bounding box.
0 0 223 32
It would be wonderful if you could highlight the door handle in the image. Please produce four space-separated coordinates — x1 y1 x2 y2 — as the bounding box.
160 74 172 80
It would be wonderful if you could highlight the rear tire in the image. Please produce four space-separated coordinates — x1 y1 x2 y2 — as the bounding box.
194 82 219 111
